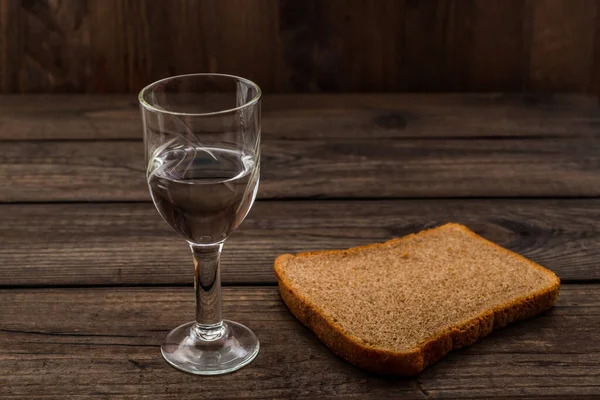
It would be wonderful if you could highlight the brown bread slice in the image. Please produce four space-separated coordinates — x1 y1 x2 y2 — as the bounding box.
274 223 560 376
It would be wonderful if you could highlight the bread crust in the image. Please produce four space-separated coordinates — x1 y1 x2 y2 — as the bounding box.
274 223 560 376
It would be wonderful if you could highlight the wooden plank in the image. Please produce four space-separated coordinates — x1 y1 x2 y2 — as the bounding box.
527 0 597 92
7 0 598 93
1 95 599 202
0 285 598 399
279 0 526 93
1 94 599 141
6 0 213 93
283 0 405 92
404 0 526 92
0 0 23 93
212 0 281 91
459 0 526 91
591 0 600 97
15 0 100 92
1 199 599 287
1 134 600 201
4 1 600 95
0 95 142 140
402 0 450 91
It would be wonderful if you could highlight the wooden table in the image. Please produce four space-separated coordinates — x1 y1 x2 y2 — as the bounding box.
1 94 599 399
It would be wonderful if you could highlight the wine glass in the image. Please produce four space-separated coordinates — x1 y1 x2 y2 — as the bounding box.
138 73 261 375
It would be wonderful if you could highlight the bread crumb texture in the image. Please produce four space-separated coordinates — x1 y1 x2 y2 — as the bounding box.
274 223 560 375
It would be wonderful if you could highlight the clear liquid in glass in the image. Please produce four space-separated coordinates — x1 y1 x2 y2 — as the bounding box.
148 147 259 244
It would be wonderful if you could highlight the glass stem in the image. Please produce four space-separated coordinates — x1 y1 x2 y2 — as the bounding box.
190 242 225 340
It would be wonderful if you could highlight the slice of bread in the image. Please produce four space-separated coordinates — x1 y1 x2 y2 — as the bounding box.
274 223 560 376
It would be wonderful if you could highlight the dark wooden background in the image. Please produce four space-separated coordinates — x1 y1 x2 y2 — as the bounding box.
2 0 600 95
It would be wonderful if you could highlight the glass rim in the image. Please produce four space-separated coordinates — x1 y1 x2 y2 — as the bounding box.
138 73 262 117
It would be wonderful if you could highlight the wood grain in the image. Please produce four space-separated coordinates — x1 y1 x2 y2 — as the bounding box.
2 94 598 141
0 0 23 93
527 0 597 93
0 285 598 399
1 199 599 286
213 0 282 90
1 94 599 202
2 0 600 95
403 0 527 92
592 0 600 97
2 134 600 202
294 0 405 92
461 0 526 91
401 0 448 91
18 0 99 92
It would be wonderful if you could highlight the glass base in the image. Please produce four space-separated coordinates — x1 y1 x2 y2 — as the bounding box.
161 320 259 375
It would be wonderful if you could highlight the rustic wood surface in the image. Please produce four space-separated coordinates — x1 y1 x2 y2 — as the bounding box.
1 199 599 287
2 0 600 96
4 137 600 202
1 286 598 399
0 94 598 399
1 94 600 202
1 93 598 141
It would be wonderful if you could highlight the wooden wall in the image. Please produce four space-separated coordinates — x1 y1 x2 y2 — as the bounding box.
1 0 599 94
